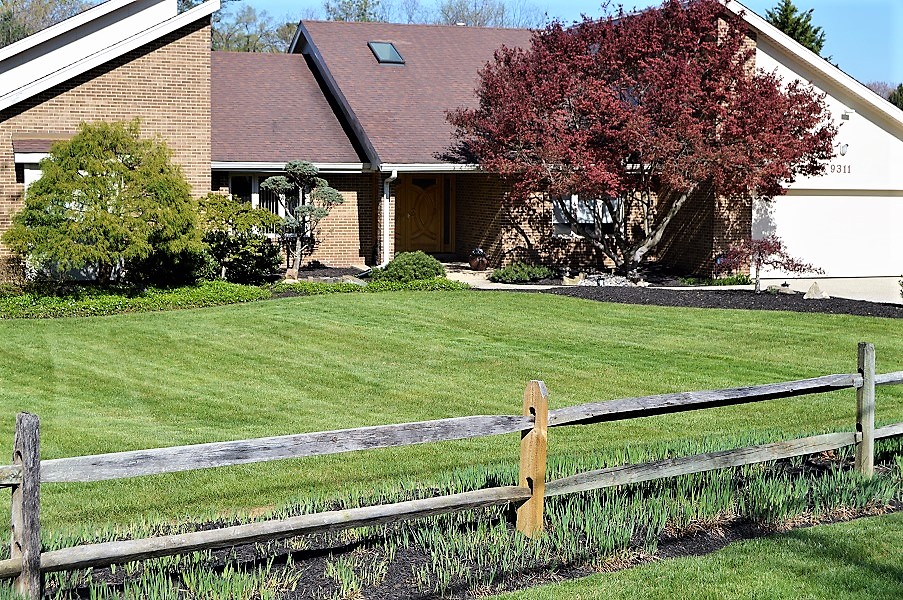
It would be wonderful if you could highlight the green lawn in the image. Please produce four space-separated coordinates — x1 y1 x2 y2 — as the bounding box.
0 291 900 532
494 512 903 600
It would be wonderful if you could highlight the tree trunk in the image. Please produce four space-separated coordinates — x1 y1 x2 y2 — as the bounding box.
290 233 303 278
96 263 113 286
620 186 696 272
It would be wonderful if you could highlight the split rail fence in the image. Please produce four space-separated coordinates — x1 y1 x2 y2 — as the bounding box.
1 342 902 598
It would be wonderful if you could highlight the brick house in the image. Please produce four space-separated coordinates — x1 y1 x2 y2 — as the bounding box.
2 0 900 277
209 21 740 273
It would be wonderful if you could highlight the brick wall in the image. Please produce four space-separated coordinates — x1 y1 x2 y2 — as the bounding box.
0 19 212 263
455 174 612 271
307 173 376 267
454 174 749 276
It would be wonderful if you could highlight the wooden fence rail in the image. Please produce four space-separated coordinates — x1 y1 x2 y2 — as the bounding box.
1 342 902 598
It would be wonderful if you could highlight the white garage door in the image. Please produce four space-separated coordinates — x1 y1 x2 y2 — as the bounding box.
753 194 903 278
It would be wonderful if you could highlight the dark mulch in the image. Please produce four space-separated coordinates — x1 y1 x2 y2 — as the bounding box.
546 286 903 318
296 265 366 279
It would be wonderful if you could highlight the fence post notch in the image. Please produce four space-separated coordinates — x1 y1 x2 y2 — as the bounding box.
11 412 42 599
516 380 548 538
855 342 876 476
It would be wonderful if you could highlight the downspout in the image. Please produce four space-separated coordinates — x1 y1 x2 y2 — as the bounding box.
380 169 398 267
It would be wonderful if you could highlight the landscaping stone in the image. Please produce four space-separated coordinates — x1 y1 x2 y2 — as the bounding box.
578 274 635 287
562 273 586 286
342 275 368 286
804 282 830 300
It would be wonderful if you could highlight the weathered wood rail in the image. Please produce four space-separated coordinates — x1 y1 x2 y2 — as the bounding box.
1 343 901 598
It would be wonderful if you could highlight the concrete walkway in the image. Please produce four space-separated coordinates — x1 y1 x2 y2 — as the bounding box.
444 262 902 304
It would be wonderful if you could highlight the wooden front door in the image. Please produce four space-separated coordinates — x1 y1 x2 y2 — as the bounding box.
397 175 454 253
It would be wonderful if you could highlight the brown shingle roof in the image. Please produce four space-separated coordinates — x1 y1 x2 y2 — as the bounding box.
300 21 533 165
211 52 364 164
12 134 72 154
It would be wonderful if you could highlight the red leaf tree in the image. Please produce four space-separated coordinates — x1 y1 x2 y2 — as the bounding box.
716 235 823 292
448 0 836 272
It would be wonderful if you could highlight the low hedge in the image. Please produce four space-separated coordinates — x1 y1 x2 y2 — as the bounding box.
489 262 556 284
0 281 271 319
272 278 469 296
0 279 470 319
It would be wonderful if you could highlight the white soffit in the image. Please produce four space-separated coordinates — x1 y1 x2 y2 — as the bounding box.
728 0 903 131
0 0 220 113
211 161 371 173
13 153 48 163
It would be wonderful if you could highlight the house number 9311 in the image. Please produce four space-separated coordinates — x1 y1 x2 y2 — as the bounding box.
829 164 851 174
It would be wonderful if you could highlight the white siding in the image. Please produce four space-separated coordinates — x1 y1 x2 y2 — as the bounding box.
753 37 903 277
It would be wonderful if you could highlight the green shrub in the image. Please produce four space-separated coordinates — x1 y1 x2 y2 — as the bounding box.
207 233 281 284
488 262 556 283
2 120 203 286
0 281 269 319
370 252 446 283
366 278 469 292
680 274 753 286
272 278 468 297
198 194 283 284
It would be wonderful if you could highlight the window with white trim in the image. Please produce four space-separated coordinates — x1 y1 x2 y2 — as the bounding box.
551 194 619 237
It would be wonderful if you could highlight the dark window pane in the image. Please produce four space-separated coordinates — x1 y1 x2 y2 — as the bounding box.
230 175 252 203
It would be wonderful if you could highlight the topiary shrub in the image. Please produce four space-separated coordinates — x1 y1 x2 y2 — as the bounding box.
371 252 446 283
488 262 556 283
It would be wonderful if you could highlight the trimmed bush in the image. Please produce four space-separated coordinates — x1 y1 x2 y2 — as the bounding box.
371 252 446 283
198 194 283 284
489 262 556 283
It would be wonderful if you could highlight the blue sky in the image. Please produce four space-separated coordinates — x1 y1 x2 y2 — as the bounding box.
244 0 902 84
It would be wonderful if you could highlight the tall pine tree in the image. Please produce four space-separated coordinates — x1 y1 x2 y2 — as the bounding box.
888 84 903 111
766 0 826 56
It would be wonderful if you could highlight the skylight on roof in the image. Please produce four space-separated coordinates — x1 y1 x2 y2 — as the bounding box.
368 41 404 65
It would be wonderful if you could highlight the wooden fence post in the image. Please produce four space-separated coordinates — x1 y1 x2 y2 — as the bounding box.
855 342 876 476
516 380 548 538
11 413 41 599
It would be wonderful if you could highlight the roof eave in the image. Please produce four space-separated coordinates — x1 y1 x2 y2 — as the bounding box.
379 163 482 173
0 0 220 113
212 161 372 173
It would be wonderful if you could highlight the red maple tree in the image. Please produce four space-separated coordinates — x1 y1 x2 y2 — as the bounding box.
716 235 823 292
448 0 836 272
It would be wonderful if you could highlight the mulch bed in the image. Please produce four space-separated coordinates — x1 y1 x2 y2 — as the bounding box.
295 265 367 279
545 286 903 318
